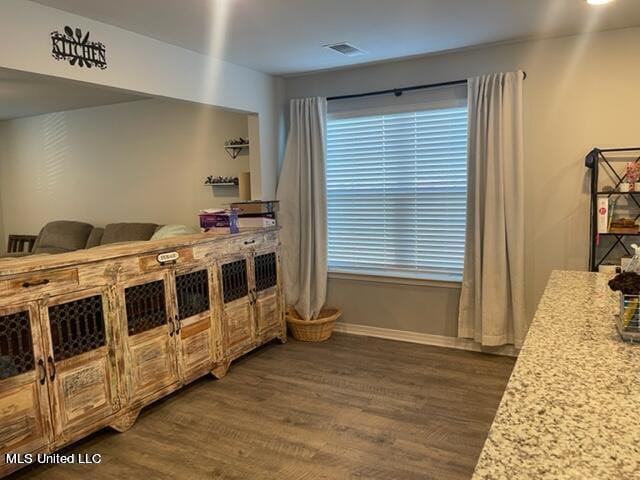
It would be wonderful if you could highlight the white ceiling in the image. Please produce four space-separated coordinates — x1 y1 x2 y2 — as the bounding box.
0 68 146 120
32 0 640 76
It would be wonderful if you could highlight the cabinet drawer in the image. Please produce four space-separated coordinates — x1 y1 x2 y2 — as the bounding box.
0 269 79 300
194 231 278 260
77 258 139 286
241 231 278 250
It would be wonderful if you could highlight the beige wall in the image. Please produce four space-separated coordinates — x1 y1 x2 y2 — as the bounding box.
285 26 640 337
0 99 248 240
328 278 460 337
0 0 284 200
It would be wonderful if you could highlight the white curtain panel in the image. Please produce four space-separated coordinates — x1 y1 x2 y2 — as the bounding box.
276 97 328 320
458 71 526 348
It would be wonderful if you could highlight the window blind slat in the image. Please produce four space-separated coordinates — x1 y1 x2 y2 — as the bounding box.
326 105 467 281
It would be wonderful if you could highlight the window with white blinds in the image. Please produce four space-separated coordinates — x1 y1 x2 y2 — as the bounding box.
326 105 468 281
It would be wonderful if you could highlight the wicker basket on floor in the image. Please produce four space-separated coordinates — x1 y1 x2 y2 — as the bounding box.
286 306 342 342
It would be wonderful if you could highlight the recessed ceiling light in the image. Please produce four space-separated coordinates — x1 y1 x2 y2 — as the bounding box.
586 0 614 5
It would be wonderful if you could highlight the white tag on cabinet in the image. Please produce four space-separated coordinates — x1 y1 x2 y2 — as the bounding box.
157 251 180 264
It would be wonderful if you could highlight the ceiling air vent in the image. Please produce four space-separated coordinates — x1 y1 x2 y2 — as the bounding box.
324 42 366 57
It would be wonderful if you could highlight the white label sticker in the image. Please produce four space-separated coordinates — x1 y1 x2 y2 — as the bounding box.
157 251 179 263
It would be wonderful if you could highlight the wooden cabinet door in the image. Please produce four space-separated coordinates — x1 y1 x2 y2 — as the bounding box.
41 288 119 443
172 266 214 383
251 250 282 337
118 272 179 405
218 256 254 358
0 303 53 476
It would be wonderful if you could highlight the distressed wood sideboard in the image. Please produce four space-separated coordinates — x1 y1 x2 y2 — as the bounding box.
0 228 286 477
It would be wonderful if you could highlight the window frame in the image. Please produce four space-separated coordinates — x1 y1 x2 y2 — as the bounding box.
325 99 468 283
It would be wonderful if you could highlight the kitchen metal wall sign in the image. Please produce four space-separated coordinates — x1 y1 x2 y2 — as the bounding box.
51 26 107 69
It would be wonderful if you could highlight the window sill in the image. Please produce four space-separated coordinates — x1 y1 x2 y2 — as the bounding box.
328 269 462 289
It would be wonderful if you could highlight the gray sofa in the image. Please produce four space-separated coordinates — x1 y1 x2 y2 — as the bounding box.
3 220 160 257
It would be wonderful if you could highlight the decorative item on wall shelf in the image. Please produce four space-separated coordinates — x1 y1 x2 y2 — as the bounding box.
224 138 250 159
204 176 239 187
225 137 249 146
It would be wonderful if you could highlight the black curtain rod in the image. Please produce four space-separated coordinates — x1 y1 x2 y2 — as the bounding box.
327 72 527 102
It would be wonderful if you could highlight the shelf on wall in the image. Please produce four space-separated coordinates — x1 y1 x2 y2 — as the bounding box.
204 183 238 187
224 144 250 159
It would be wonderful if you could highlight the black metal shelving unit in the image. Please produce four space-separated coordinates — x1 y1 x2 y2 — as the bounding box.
586 147 640 271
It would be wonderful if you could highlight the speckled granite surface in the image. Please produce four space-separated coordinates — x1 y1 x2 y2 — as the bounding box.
472 270 640 480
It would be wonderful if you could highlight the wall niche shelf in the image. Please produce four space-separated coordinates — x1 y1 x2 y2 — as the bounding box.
224 144 249 159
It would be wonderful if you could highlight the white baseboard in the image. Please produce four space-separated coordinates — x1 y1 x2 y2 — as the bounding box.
333 322 518 357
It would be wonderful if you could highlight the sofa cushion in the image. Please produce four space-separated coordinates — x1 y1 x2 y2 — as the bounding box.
100 223 159 245
1 252 32 258
33 221 94 254
85 227 104 249
150 225 199 241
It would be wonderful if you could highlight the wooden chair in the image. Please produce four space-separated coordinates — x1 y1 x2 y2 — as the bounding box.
7 234 38 254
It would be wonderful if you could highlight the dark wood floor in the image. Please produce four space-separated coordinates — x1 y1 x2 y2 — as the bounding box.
11 334 515 480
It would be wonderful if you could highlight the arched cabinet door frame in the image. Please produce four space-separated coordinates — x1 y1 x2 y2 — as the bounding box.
0 302 53 477
170 263 215 383
217 253 254 360
250 247 284 341
116 271 179 408
39 287 120 445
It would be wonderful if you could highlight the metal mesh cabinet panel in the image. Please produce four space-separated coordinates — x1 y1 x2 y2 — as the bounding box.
254 253 277 293
176 270 210 320
125 280 167 336
48 295 105 362
221 260 248 304
0 310 34 380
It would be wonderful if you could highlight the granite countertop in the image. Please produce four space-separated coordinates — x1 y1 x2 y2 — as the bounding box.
472 270 640 480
